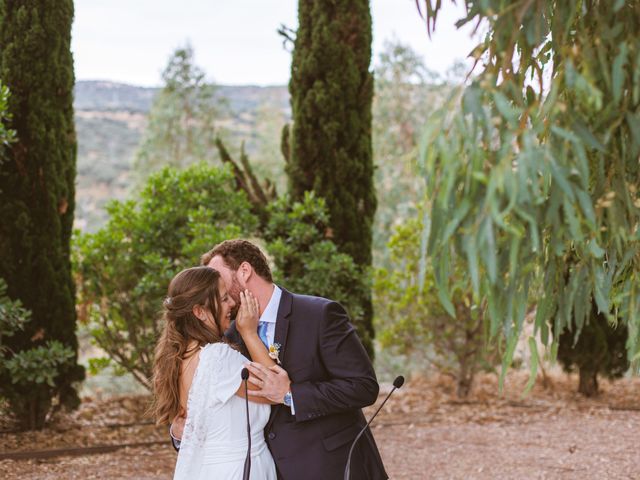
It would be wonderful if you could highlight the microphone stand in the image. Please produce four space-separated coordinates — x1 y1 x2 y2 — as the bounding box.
344 376 405 480
242 368 251 480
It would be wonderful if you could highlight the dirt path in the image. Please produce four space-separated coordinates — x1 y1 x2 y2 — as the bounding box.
1 372 639 479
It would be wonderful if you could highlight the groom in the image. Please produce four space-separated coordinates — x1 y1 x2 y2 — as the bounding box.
173 239 387 480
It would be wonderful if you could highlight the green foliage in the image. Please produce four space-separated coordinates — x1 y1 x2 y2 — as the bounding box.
419 1 640 377
133 45 226 183
288 0 375 267
0 279 75 429
372 40 457 265
5 340 74 388
558 303 629 396
86 356 113 376
0 81 16 154
287 0 376 355
74 164 258 388
0 278 29 341
375 216 498 397
265 193 372 349
0 0 84 425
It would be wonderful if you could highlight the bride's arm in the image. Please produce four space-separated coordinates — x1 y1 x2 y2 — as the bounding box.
234 290 277 404
235 290 276 368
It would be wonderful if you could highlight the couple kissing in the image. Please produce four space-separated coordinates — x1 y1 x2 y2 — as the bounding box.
152 239 388 479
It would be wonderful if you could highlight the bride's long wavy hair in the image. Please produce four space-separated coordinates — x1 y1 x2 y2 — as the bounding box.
151 266 224 425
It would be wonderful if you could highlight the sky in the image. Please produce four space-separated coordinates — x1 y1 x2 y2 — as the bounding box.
72 0 478 87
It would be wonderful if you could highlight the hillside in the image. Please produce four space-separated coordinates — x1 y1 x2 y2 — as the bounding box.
74 81 290 231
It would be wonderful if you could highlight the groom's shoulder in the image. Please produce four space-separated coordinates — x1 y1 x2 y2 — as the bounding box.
287 289 337 311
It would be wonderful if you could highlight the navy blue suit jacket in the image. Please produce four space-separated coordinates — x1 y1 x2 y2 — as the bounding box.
226 287 388 480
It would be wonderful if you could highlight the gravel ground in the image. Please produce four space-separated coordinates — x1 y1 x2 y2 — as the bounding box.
1 371 639 479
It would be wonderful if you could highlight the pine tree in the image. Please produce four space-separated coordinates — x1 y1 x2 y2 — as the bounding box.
133 45 225 184
286 0 376 354
0 1 84 427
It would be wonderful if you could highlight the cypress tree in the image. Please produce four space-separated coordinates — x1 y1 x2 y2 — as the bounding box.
0 1 84 424
287 0 376 354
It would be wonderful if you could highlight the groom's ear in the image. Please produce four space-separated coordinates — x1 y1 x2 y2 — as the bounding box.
237 261 253 286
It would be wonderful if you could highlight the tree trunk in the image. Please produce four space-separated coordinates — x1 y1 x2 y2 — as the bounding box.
578 366 599 397
456 360 474 398
456 376 473 398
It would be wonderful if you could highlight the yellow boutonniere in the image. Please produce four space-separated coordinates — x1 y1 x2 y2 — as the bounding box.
268 343 281 364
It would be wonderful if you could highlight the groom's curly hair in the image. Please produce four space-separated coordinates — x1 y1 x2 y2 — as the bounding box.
201 239 273 282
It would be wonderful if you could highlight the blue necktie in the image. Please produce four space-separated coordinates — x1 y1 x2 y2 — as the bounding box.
258 321 269 348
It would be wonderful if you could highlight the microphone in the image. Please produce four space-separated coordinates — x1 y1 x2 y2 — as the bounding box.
344 376 405 480
241 368 251 480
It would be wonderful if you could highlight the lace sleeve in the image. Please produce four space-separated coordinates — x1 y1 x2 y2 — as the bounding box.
212 343 248 403
173 342 248 479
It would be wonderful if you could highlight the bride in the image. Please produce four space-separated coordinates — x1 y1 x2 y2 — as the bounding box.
152 266 277 479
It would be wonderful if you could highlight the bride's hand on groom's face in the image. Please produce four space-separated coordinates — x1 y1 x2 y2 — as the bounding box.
235 290 259 335
245 362 291 405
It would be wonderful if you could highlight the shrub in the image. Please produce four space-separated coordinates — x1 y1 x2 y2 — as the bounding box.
374 216 498 398
557 302 629 397
265 193 372 348
74 164 258 388
0 279 75 429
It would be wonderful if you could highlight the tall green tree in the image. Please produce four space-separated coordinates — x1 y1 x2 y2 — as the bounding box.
285 0 376 354
133 45 225 183
0 0 84 426
419 1 640 383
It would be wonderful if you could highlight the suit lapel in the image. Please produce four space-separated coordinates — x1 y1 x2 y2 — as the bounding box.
273 286 292 363
268 286 293 427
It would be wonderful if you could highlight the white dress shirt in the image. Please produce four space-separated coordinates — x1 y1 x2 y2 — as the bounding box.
259 285 281 346
259 285 295 414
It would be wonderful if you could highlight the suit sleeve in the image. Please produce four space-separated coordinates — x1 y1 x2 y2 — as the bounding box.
290 301 379 422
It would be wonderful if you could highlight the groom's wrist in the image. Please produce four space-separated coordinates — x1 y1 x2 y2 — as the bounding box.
283 390 295 414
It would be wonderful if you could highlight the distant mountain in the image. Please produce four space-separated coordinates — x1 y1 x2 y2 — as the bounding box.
73 80 289 231
74 80 290 114
74 81 158 112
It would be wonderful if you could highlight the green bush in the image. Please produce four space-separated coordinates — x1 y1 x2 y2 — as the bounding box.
374 216 499 398
75 168 374 386
265 193 372 348
74 163 258 388
0 279 75 429
557 302 629 397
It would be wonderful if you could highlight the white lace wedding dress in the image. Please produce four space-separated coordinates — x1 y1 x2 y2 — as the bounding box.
174 342 277 480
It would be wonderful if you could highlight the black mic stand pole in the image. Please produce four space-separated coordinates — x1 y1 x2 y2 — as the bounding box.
344 376 405 480
242 368 251 480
